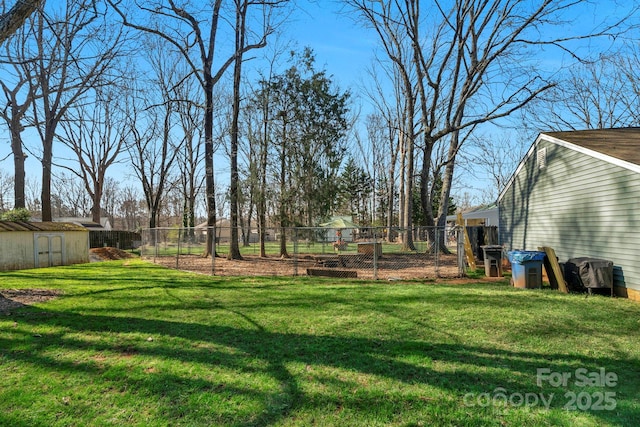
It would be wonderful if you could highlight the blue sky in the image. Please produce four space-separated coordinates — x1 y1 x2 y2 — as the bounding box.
289 0 640 205
287 1 376 90
1 0 638 211
0 0 381 210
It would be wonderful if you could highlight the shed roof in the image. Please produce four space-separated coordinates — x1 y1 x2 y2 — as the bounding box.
0 221 87 232
544 128 640 166
54 217 112 230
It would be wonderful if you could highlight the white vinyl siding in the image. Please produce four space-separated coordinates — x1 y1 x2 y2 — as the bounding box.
499 136 640 291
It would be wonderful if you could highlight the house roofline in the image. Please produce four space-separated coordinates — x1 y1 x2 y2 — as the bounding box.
497 131 640 203
541 133 640 174
497 133 542 203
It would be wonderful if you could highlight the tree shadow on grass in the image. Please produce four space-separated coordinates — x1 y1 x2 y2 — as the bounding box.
2 302 639 426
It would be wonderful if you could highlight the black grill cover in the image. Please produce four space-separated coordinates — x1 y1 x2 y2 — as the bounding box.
564 257 613 291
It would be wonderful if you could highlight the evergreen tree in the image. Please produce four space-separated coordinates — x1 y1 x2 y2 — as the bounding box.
253 49 351 230
337 157 372 224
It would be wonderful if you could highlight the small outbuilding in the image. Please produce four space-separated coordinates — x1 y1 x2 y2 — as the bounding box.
447 204 499 227
498 128 640 300
0 221 89 271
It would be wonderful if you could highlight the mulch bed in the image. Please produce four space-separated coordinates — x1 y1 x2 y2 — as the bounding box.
1 247 134 315
90 247 135 261
0 289 62 314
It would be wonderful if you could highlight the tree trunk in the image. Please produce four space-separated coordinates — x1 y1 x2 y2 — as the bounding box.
257 143 267 257
279 115 289 258
436 131 460 254
203 77 218 258
398 130 406 232
419 141 434 226
258 113 269 257
91 187 102 224
0 0 44 44
10 115 26 209
40 128 54 221
401 130 416 251
227 0 246 260
243 191 254 247
385 127 398 243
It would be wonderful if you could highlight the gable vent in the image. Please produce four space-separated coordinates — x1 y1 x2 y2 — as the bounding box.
537 147 547 169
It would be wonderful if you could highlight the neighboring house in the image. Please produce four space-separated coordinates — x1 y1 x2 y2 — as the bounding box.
498 128 640 300
0 221 89 271
195 219 261 243
447 204 499 227
196 219 228 242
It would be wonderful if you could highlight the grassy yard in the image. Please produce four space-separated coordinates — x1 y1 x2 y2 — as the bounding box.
1 260 639 426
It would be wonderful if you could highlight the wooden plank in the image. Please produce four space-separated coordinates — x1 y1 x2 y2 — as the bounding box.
306 268 357 278
313 254 346 268
357 242 382 257
457 213 476 270
538 246 568 293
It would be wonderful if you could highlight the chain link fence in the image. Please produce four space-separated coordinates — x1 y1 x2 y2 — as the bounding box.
140 226 466 280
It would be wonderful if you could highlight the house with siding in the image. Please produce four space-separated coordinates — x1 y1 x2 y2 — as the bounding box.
498 128 640 300
446 204 499 227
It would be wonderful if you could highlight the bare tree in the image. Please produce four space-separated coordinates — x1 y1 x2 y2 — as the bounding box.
174 76 205 238
347 0 636 251
532 51 640 130
17 1 124 221
57 85 129 224
465 133 527 203
117 185 145 231
24 175 40 215
101 177 120 228
0 169 13 211
108 0 288 258
52 172 91 218
348 1 418 250
0 6 41 210
126 40 183 230
226 0 280 259
362 61 404 241
0 0 43 43
0 42 35 209
241 40 289 257
362 109 399 240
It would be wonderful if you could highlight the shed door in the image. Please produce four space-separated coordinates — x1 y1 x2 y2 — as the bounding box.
34 233 65 268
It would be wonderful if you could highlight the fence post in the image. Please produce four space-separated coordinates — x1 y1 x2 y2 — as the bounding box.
176 227 181 269
435 227 440 278
211 226 216 275
457 227 466 277
153 228 158 263
373 230 378 280
293 227 298 276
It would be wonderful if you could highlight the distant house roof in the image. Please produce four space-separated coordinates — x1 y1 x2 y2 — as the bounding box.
544 128 640 167
196 219 231 228
0 221 87 232
54 217 112 230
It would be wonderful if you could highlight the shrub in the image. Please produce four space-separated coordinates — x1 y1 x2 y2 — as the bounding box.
0 208 31 221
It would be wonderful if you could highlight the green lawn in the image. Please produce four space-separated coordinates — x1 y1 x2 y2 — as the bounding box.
1 260 639 426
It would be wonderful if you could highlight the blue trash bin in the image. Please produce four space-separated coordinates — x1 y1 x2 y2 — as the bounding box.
507 250 546 289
